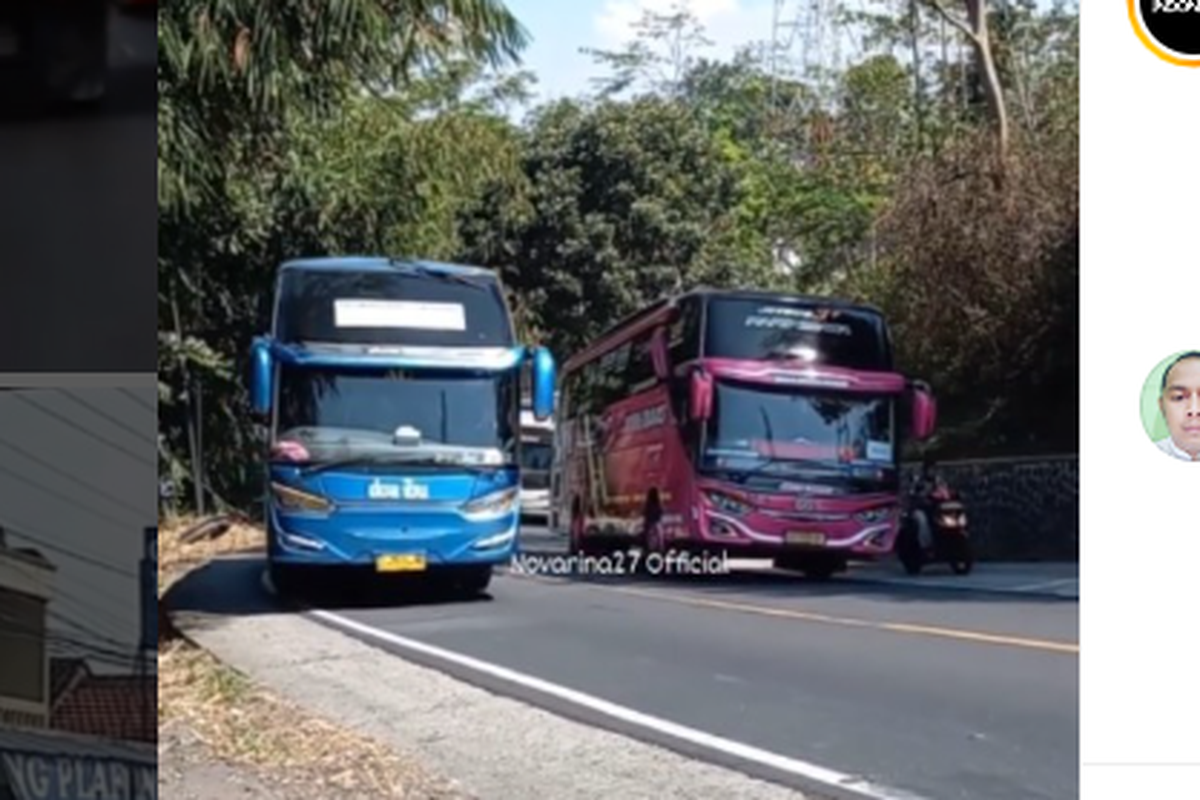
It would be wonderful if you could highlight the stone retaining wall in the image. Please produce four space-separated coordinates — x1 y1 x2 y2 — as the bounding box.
900 455 1079 562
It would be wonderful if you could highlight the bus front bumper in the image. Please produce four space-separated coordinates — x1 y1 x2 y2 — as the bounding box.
688 511 899 558
268 509 519 568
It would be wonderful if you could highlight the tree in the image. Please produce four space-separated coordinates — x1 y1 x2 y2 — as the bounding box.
156 0 1079 512
458 97 779 358
582 4 714 100
922 0 1009 157
157 2 532 510
158 0 530 210
862 130 1078 456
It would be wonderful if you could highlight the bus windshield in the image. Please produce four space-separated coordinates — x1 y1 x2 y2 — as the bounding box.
700 379 895 479
704 296 891 371
274 267 515 348
276 365 518 466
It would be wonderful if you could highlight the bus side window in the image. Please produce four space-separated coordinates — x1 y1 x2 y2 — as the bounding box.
668 375 689 425
561 371 578 420
668 296 701 367
578 362 598 418
626 330 656 391
666 297 701 423
596 342 630 409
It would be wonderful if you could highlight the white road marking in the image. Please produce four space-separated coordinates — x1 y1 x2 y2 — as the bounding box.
1010 578 1078 594
310 608 933 800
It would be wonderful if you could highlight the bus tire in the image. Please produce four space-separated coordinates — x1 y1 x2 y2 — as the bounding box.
774 554 840 581
638 493 665 569
268 562 297 598
569 503 589 556
802 561 838 581
897 519 924 576
458 565 493 594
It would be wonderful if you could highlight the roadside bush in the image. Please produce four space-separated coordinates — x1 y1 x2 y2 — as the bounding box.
863 132 1078 457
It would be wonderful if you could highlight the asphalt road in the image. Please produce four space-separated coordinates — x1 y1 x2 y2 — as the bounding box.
0 7 156 373
267 525 1079 800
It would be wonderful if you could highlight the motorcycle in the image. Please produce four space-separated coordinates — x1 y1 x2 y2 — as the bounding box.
896 477 973 576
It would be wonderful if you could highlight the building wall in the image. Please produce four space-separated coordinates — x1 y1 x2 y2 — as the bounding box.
0 551 53 728
900 455 1079 561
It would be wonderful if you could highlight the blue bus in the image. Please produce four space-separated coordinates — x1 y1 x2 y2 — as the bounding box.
249 257 555 595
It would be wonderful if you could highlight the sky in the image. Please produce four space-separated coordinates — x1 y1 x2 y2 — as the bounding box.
502 0 780 110
498 0 1068 119
0 386 156 676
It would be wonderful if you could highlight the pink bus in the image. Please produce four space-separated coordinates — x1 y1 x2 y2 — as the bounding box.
551 289 937 579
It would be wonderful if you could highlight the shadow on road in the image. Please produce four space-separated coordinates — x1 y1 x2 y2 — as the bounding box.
166 555 498 626
163 549 1072 647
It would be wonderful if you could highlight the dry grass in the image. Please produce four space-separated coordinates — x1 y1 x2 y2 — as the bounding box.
159 515 264 587
158 516 469 799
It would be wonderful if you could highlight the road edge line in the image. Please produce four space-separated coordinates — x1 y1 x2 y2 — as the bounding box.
308 607 933 800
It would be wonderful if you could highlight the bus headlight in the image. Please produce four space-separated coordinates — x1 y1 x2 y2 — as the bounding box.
473 529 517 550
855 507 892 523
462 487 519 518
705 490 751 516
271 482 333 514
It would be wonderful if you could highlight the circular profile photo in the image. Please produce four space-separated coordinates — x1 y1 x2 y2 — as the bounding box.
1141 350 1200 462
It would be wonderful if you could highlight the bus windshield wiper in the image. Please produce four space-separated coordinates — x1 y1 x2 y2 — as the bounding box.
296 454 393 476
295 451 506 476
388 260 485 289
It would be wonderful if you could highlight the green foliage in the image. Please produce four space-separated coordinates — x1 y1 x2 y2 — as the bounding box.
157 0 534 510
458 96 779 359
158 0 1079 511
158 0 528 210
581 4 715 99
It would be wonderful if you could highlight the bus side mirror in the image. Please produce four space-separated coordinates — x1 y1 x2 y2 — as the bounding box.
531 346 556 421
250 338 273 420
690 371 713 422
910 382 936 440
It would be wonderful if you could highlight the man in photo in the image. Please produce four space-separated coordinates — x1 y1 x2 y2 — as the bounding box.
1155 351 1200 462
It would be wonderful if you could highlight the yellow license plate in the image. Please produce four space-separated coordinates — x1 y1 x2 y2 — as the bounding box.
785 531 826 546
375 553 427 572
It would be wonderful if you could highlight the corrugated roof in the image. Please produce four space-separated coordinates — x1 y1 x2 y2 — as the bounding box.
51 675 154 744
49 658 88 707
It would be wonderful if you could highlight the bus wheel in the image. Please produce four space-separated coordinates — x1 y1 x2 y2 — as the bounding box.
430 566 491 596
638 503 665 572
268 562 297 598
774 554 839 581
458 566 493 594
802 561 839 581
569 510 588 556
772 554 804 572
896 522 924 576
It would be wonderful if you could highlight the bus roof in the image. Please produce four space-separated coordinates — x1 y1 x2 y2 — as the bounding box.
278 257 497 278
271 257 514 348
563 287 885 373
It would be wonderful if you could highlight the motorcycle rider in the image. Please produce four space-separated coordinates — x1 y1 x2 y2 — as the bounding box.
909 456 944 549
